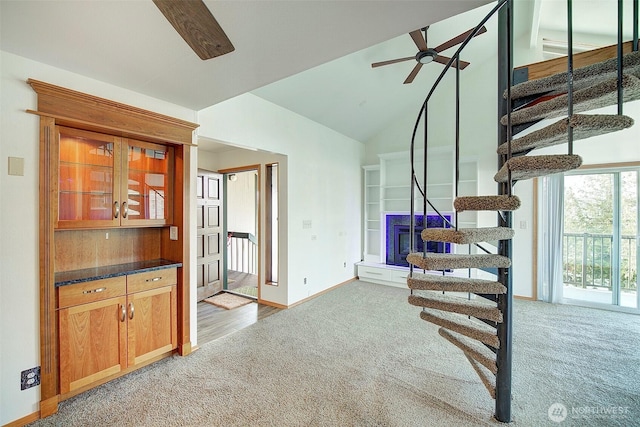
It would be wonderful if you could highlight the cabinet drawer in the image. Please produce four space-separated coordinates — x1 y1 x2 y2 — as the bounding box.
58 276 126 309
357 266 391 281
390 270 409 284
127 268 177 293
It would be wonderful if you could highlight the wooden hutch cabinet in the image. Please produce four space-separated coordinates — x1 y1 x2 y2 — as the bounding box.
56 126 174 229
29 79 197 419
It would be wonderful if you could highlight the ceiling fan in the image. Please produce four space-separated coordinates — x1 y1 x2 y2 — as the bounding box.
153 0 234 60
372 25 487 84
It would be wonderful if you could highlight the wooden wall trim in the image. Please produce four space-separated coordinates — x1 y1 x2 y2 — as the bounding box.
531 178 538 301
516 41 633 81
27 79 199 145
39 117 58 402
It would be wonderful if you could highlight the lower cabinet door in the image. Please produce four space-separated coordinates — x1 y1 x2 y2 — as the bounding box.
127 285 177 367
59 296 127 394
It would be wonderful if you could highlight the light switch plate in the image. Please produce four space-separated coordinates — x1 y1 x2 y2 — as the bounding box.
169 226 178 240
8 157 24 176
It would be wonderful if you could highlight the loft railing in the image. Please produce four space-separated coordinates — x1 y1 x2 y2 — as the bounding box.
563 232 638 291
227 231 257 275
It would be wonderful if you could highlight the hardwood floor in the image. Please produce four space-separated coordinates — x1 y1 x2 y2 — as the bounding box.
197 299 280 345
227 270 258 291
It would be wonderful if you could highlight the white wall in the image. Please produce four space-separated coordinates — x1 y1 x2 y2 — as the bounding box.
0 51 197 425
198 94 364 306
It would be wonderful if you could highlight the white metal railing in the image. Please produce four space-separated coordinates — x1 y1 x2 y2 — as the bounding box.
227 231 257 275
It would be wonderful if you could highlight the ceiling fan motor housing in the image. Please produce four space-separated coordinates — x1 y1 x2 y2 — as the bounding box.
416 49 438 64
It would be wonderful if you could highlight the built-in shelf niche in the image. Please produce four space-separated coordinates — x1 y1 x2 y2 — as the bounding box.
362 148 478 264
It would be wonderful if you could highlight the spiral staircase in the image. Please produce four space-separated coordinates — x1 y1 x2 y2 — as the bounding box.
405 0 638 422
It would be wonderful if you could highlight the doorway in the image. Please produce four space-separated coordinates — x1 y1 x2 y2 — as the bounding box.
562 168 639 310
223 167 260 299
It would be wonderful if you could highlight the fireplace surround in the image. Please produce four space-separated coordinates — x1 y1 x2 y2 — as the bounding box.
385 213 452 267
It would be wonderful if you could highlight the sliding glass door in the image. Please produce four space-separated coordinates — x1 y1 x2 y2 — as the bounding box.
562 169 638 310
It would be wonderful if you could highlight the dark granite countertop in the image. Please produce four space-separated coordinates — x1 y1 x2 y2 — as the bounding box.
55 259 182 287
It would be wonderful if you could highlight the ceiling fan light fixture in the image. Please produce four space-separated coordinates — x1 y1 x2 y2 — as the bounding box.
416 49 438 64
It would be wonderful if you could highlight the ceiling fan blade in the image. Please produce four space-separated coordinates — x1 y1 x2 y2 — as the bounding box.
433 55 471 70
153 0 235 60
433 25 487 53
409 29 428 52
404 62 423 84
371 56 415 68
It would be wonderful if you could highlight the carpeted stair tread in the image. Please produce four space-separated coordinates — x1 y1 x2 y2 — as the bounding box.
421 227 514 244
408 292 503 322
407 272 507 294
407 252 511 270
465 354 496 399
439 328 498 374
505 50 640 100
454 195 521 212
420 309 500 348
498 114 634 155
494 154 582 183
501 74 640 126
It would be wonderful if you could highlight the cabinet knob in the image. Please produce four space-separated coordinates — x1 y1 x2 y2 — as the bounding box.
120 305 126 322
122 201 128 219
114 201 120 219
129 302 134 320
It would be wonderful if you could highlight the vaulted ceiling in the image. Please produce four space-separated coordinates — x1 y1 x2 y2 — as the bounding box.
0 0 489 110
1 1 630 147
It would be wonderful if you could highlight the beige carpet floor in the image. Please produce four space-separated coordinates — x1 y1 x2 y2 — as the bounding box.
28 281 640 426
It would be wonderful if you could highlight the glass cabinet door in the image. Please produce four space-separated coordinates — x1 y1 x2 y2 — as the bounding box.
56 127 121 228
121 140 173 226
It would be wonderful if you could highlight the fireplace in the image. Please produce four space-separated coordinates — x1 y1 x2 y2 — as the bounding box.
385 213 452 267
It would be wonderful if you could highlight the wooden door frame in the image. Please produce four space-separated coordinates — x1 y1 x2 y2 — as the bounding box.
265 162 279 285
218 165 261 302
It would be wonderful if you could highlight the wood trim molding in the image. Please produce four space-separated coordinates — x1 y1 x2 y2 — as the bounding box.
3 411 40 427
287 277 357 308
39 117 58 403
531 178 539 301
218 164 262 174
577 161 640 170
27 79 198 145
516 41 633 81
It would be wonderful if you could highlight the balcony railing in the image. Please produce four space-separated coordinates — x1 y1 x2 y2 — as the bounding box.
227 231 257 275
563 232 637 291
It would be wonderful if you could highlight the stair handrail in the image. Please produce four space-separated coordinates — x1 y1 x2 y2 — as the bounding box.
410 0 509 259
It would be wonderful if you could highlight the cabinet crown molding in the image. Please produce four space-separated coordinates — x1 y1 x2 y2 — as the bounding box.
27 79 199 145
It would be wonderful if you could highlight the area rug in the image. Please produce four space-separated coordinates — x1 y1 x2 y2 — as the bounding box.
204 292 253 310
